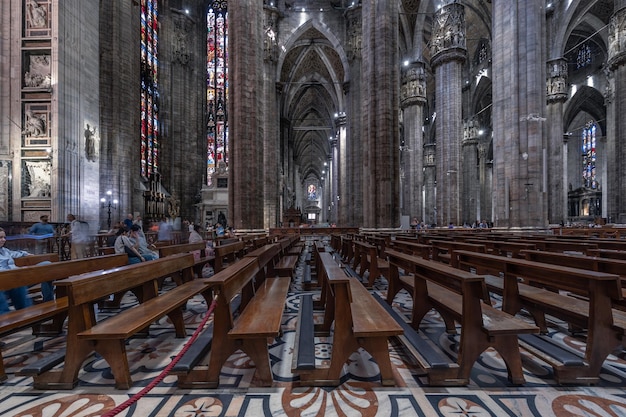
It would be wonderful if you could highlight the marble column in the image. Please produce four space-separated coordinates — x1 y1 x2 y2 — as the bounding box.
430 2 466 226
342 5 361 227
606 3 626 222
400 62 426 222
546 58 568 224
492 0 546 228
462 120 479 224
263 5 280 228
229 0 264 228
360 0 400 227
330 137 339 224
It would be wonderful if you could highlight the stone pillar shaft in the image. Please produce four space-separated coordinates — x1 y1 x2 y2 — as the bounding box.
430 3 466 226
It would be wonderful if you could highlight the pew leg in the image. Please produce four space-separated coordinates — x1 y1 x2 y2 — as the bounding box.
241 338 274 387
359 337 396 386
493 335 526 385
94 339 133 390
525 307 548 334
0 351 6 382
456 336 485 385
167 308 187 338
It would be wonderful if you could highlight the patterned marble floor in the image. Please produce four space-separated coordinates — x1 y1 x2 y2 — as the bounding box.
1 248 626 417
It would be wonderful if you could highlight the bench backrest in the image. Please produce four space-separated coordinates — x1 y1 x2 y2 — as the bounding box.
386 249 489 302
205 257 260 305
158 242 206 258
0 253 128 291
14 253 60 267
245 243 281 278
57 253 195 306
452 250 622 300
522 249 626 281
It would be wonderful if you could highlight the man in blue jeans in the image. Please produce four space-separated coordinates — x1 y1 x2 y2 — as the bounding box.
0 227 53 314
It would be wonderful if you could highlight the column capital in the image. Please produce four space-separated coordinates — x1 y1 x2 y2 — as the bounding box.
608 8 626 69
430 2 467 68
546 58 568 103
401 61 427 108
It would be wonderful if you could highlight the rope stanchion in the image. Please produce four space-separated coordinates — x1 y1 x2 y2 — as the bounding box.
102 295 219 417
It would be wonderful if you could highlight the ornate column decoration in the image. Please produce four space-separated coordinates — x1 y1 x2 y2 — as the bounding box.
345 6 362 62
172 12 193 66
430 2 466 226
263 6 279 63
546 58 568 224
400 61 426 222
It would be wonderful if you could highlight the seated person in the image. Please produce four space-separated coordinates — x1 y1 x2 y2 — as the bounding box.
129 225 158 261
114 228 144 264
188 224 204 244
0 227 53 314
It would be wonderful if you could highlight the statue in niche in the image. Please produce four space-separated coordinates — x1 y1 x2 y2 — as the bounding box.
84 124 98 162
24 55 51 89
22 110 46 137
25 160 51 198
26 0 48 29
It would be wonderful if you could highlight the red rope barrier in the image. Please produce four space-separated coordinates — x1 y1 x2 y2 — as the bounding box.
102 296 218 417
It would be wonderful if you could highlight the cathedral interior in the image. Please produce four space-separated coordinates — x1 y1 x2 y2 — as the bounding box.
1 0 624 231
2 0 626 416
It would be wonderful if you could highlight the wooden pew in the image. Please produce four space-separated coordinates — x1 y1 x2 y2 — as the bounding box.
385 249 538 385
520 250 626 309
175 243 290 388
158 241 215 279
508 239 598 255
213 240 246 272
24 253 206 390
451 250 625 384
429 240 486 264
0 254 128 382
14 253 59 267
388 239 431 259
465 239 536 258
274 237 300 279
292 252 403 386
352 239 389 287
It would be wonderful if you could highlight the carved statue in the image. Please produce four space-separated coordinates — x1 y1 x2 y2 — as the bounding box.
84 124 98 162
25 160 51 198
23 110 46 137
26 0 47 28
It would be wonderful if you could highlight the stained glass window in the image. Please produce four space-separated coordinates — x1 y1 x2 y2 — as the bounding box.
207 1 228 186
582 121 597 189
141 0 159 179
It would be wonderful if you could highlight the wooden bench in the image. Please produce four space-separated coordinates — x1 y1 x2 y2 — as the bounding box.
274 237 300 279
388 239 431 259
451 249 625 384
175 243 290 388
0 254 128 382
385 249 538 385
159 241 215 279
520 249 626 310
292 252 402 386
429 240 486 264
213 240 246 272
352 239 389 287
508 239 598 255
24 253 205 390
465 239 536 258
13 253 59 267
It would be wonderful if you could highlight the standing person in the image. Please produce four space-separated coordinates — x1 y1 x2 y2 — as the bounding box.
215 222 225 237
157 216 172 243
28 214 55 254
0 227 54 313
66 214 89 259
